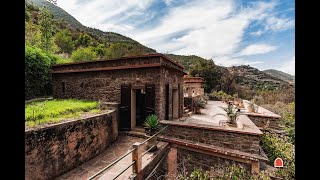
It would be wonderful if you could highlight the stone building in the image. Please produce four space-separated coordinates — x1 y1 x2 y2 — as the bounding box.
51 54 186 130
183 75 205 97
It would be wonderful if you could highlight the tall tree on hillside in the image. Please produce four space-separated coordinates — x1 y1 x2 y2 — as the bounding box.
25 21 41 48
54 30 74 54
38 7 54 52
189 59 220 93
76 33 92 47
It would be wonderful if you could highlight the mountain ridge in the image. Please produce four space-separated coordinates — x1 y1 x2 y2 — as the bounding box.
263 69 294 83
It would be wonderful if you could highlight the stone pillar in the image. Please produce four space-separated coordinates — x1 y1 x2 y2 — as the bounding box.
132 142 142 180
167 147 177 179
251 161 260 174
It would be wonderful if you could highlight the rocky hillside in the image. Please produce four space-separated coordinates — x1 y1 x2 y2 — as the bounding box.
263 69 295 83
227 65 293 90
26 0 156 53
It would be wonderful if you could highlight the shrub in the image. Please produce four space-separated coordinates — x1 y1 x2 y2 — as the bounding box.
71 47 97 62
219 164 249 180
25 46 52 99
190 167 210 180
194 98 205 108
260 132 295 179
261 102 295 144
216 164 272 180
54 30 75 54
143 114 160 135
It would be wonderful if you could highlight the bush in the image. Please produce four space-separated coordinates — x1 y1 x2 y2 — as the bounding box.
54 30 75 54
216 164 271 180
194 98 205 108
260 132 295 179
71 47 97 62
25 46 53 99
261 102 295 144
143 114 160 135
45 53 72 64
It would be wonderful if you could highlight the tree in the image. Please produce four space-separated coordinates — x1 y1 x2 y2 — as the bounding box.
54 30 74 54
76 33 92 47
71 47 97 62
92 44 107 58
25 21 42 48
25 46 53 99
189 58 220 93
38 7 54 52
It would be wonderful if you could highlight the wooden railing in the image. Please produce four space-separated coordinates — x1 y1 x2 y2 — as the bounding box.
87 126 168 180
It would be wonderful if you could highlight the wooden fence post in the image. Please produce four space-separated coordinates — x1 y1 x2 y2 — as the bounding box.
132 142 142 180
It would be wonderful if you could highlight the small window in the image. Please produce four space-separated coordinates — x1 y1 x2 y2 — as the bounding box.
62 82 66 93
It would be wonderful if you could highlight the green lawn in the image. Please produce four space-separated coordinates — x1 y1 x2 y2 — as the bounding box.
25 99 101 127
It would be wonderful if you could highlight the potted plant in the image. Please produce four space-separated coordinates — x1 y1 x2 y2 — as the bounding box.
247 102 259 113
143 114 160 135
143 114 160 151
214 104 241 127
194 98 205 114
203 94 209 104
238 100 244 108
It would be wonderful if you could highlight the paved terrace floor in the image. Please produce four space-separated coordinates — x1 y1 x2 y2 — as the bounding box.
242 100 281 118
55 135 166 180
162 101 262 135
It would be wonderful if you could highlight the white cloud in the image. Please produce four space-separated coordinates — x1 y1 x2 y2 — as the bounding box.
238 44 278 56
277 56 295 75
57 0 154 34
265 16 295 32
213 56 264 67
250 15 295 37
250 30 264 36
163 0 174 6
57 0 293 67
132 0 276 59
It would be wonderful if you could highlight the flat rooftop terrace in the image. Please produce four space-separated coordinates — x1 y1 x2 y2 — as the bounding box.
242 100 281 118
161 101 263 135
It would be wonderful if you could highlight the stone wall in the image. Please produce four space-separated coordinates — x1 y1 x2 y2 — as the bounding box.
247 115 282 130
163 125 261 154
159 66 184 119
25 110 118 180
184 82 204 96
52 67 162 119
52 56 185 121
177 148 251 178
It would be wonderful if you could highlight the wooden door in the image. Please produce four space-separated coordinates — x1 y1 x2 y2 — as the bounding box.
119 84 131 130
178 83 181 118
145 84 155 118
166 84 173 120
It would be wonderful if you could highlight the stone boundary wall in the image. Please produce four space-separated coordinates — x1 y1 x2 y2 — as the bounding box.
25 110 118 180
247 115 283 130
162 125 261 155
177 148 251 178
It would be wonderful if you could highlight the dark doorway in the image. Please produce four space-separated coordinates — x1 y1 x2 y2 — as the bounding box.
120 84 131 130
136 90 146 126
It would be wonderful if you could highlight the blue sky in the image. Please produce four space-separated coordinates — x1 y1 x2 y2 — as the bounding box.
57 0 295 75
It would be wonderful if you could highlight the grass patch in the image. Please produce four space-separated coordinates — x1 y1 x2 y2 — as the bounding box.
25 99 100 127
